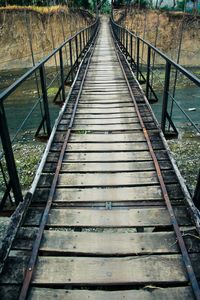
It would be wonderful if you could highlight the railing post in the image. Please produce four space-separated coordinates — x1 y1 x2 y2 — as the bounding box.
122 28 125 47
79 32 82 55
83 30 86 49
39 65 51 137
75 35 79 65
69 39 73 81
59 48 66 102
146 45 151 99
130 34 133 69
87 28 89 44
193 170 200 210
0 103 23 205
126 31 128 57
136 37 140 80
161 61 171 134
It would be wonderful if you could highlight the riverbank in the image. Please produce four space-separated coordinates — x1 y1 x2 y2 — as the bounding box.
114 9 200 67
0 6 94 70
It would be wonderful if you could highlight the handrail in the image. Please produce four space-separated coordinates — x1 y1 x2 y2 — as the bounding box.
111 19 200 87
110 17 200 135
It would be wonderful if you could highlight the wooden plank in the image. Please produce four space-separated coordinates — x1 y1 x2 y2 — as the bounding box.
47 150 168 162
81 92 130 96
79 99 133 104
47 151 152 162
28 287 195 300
1 254 200 284
44 171 160 187
34 185 165 202
39 170 177 188
80 94 132 100
86 76 124 80
14 229 200 254
24 207 191 227
55 133 146 143
76 103 132 108
43 161 172 173
76 108 135 114
0 286 195 300
50 140 164 152
82 87 128 92
83 83 127 87
71 124 141 131
65 118 141 125
65 112 138 119
51 142 153 152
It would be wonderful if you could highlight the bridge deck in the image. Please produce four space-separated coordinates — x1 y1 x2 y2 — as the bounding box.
0 18 200 299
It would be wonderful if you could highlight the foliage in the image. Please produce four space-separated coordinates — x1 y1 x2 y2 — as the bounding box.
113 0 154 8
100 0 111 13
0 4 68 13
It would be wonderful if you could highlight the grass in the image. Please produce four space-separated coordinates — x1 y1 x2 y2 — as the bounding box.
0 5 69 15
168 135 200 194
0 142 45 197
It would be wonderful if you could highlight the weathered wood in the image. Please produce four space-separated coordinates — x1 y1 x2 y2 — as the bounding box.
72 117 152 124
14 229 200 254
82 87 128 92
39 170 177 188
24 207 191 227
68 132 145 141
34 185 165 202
50 141 165 152
46 150 169 162
43 161 172 173
64 112 138 119
28 287 195 300
76 103 133 108
0 286 195 300
1 254 200 285
42 171 160 187
76 107 135 114
47 151 152 162
60 124 142 131
79 99 133 104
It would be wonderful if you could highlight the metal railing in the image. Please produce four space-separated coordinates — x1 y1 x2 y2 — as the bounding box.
110 18 200 136
0 18 99 211
110 18 200 209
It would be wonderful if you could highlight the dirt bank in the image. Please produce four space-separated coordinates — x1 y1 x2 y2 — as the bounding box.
0 7 94 70
114 9 200 67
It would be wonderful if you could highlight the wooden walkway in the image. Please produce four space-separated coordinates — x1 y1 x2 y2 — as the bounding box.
0 17 200 300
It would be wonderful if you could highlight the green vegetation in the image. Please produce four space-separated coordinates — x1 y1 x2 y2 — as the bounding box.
112 0 200 12
0 0 111 14
0 4 68 14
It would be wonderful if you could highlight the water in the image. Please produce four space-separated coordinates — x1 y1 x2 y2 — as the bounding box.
0 68 61 197
152 86 200 132
0 68 60 142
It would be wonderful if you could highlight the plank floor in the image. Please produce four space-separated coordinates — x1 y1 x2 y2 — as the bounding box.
0 17 200 300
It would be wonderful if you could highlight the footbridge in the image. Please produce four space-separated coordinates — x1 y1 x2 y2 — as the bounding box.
0 17 200 299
